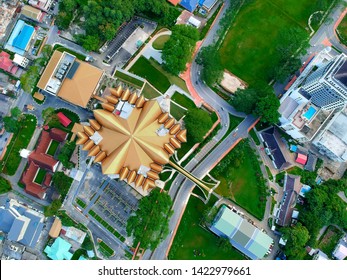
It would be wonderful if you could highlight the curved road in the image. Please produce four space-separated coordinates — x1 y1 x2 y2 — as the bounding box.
148 0 259 260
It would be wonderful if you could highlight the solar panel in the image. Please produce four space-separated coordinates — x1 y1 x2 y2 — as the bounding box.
66 61 80 79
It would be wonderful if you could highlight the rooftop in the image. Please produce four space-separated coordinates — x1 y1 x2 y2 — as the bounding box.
5 20 35 55
77 88 187 193
44 237 73 260
37 50 103 108
210 206 273 260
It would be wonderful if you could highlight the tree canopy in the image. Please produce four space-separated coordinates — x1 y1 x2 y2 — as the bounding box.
3 107 23 133
300 179 347 245
162 25 199 75
196 45 223 85
58 141 76 169
230 88 258 115
126 188 173 250
52 172 73 198
57 0 179 51
184 108 213 143
281 223 310 260
254 93 280 124
44 199 62 217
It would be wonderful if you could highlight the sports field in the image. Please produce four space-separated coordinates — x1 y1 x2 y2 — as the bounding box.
219 0 334 86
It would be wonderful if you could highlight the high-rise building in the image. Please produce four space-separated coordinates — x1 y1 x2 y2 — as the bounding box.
301 53 347 110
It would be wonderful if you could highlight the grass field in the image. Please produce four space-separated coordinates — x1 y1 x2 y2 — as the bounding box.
114 70 144 88
249 129 260 145
53 44 86 61
98 241 114 258
337 14 347 46
169 195 245 260
152 35 170 50
0 176 11 194
1 114 37 175
211 141 266 220
130 56 171 93
171 92 196 111
318 226 343 256
46 140 59 156
219 0 333 86
141 82 161 99
170 103 187 120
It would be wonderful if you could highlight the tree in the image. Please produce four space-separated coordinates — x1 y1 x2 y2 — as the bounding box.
44 199 62 217
81 35 100 52
3 107 22 133
41 45 53 60
184 109 213 143
58 141 76 169
42 107 55 122
196 45 223 85
281 223 310 259
126 188 173 250
231 88 258 114
162 25 199 75
52 172 73 198
254 93 280 124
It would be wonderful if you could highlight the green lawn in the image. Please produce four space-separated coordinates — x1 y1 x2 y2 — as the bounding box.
171 92 196 110
46 140 59 156
114 70 144 88
53 44 86 61
34 168 47 184
0 176 11 194
337 14 347 46
141 82 161 99
265 166 273 181
219 0 333 86
152 35 170 50
130 56 171 93
211 141 266 220
170 103 187 120
317 226 343 256
1 114 37 175
169 195 245 260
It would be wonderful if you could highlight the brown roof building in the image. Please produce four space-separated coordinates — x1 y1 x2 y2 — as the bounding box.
37 50 104 108
77 86 187 195
21 129 67 199
49 217 62 238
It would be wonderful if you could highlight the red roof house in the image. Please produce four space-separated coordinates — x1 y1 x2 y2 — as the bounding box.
296 153 308 165
0 51 18 75
57 112 72 127
21 128 67 199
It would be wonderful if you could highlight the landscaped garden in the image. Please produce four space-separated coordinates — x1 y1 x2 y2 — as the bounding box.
317 225 343 256
211 140 267 220
98 240 114 258
46 140 59 156
219 0 336 86
1 114 37 175
53 44 87 61
169 195 245 260
34 169 47 185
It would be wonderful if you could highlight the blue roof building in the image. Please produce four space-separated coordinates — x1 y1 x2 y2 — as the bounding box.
180 0 199 12
5 20 35 55
201 0 219 11
44 237 73 260
0 199 44 247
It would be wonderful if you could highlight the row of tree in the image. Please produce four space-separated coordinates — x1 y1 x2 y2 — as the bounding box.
56 0 179 51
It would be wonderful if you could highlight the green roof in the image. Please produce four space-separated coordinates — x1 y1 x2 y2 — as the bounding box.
44 237 73 260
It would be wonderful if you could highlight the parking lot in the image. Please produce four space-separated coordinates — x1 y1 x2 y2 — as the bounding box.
95 17 157 70
91 179 139 237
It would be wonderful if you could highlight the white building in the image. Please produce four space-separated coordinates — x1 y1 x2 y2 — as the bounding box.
13 54 30 68
313 109 347 162
29 0 53 12
333 238 347 260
